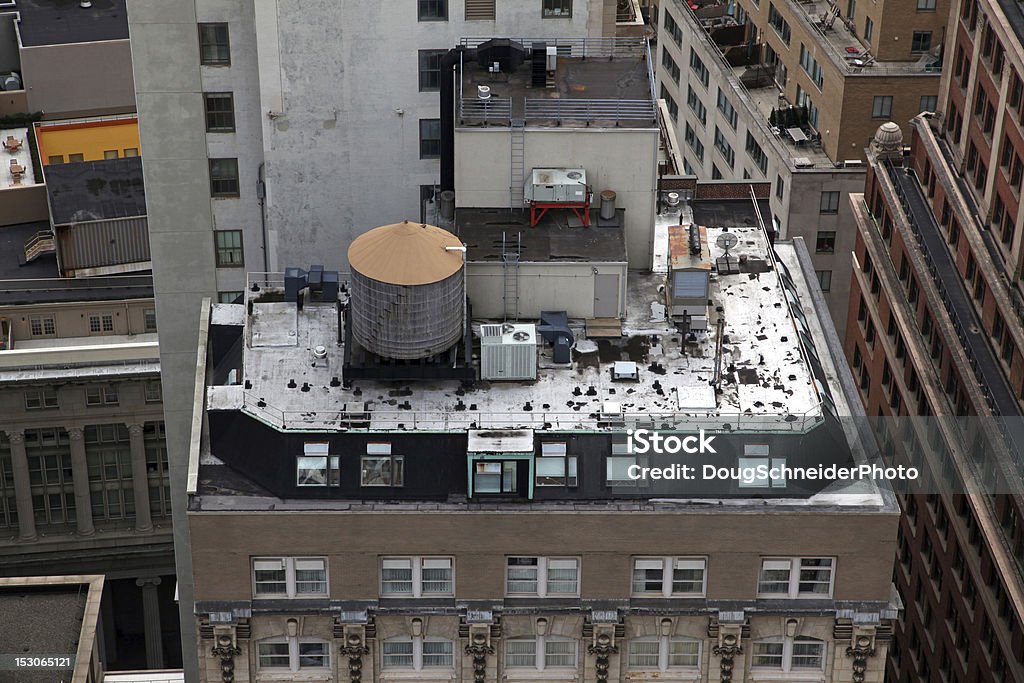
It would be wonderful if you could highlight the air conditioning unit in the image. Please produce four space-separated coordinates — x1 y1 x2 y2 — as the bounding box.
480 323 538 381
843 159 864 168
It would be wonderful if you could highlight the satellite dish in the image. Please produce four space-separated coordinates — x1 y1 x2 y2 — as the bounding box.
717 232 738 256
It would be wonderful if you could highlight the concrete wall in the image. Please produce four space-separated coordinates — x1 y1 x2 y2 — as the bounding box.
128 1 219 677
21 41 136 118
254 0 614 274
0 88 27 116
188 509 898 602
456 127 659 269
0 184 47 226
0 15 18 73
467 261 628 318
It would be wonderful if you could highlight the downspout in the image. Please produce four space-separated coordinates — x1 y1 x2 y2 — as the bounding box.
257 162 270 272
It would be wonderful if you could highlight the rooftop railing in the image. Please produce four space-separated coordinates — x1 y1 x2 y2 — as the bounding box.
523 98 657 122
459 36 648 59
459 97 512 124
238 390 825 434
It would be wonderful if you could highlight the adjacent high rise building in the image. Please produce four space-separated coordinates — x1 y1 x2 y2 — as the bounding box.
844 0 1024 679
652 0 946 337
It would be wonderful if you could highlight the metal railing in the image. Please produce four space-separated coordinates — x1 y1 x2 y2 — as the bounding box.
22 230 54 263
524 98 656 122
459 36 647 59
460 97 512 124
239 389 824 433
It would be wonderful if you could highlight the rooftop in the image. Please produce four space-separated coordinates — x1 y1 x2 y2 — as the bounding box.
457 37 656 127
208 206 829 434
14 0 129 47
454 206 627 262
0 221 58 280
0 575 103 683
0 273 153 305
1 126 37 189
44 156 146 225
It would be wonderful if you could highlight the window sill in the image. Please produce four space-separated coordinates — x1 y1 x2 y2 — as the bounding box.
256 672 332 681
504 670 578 681
748 671 824 682
624 670 701 680
379 671 456 680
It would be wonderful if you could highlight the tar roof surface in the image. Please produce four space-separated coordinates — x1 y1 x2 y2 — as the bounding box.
455 207 627 262
0 586 87 682
14 0 129 46
0 273 153 305
0 221 58 280
44 157 146 225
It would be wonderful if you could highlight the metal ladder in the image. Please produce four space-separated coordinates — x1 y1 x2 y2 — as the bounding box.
502 232 520 321
510 120 525 211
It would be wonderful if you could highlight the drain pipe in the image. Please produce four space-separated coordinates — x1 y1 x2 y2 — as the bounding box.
439 46 468 194
257 162 270 272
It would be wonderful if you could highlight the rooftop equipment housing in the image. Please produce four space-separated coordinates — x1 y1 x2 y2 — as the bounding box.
480 323 538 381
347 221 465 360
524 168 588 203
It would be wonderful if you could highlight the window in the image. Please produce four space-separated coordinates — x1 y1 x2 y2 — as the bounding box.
506 637 578 669
472 460 519 493
417 50 446 92
382 637 455 669
297 442 340 487
144 380 162 403
465 0 495 20
846 0 855 19
920 95 937 112
799 44 824 89
419 119 441 158
104 150 119 160
418 0 447 19
758 557 834 597
628 637 700 669
713 127 735 168
68 153 84 163
864 16 874 41
689 49 709 88
24 388 58 410
816 231 836 253
381 557 453 596
204 93 235 132
917 0 935 8
664 12 683 46
767 3 791 44
912 31 932 54
752 637 825 671
820 191 840 214
361 443 404 486
213 230 244 267
536 442 577 486
48 155 64 165
86 386 119 406
140 309 157 334
218 291 242 304
872 96 893 119
816 270 832 292
661 85 678 121
88 313 114 334
632 557 706 596
29 315 55 337
717 89 738 128
123 148 139 157
506 557 580 596
198 23 230 65
253 557 328 597
661 48 680 84
208 158 239 197
257 637 330 671
543 0 572 16
738 443 785 488
607 442 638 485
687 86 707 125
745 132 768 175
776 175 784 199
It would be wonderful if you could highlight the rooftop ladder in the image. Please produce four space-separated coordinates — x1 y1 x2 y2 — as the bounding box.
510 120 525 211
21 230 55 265
502 232 521 321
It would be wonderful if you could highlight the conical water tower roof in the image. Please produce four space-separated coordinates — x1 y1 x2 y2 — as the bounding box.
348 220 464 286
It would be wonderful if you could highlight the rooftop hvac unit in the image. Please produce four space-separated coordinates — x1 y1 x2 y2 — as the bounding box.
524 168 588 203
480 323 537 381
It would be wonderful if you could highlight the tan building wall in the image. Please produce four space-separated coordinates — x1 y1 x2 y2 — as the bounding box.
0 298 156 342
189 510 898 602
837 76 940 161
0 185 49 227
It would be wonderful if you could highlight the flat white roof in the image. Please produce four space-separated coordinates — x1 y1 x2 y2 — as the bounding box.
215 226 823 433
0 127 36 189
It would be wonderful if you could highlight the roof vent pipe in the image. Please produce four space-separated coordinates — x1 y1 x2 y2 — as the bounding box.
477 85 491 100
